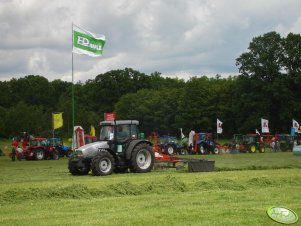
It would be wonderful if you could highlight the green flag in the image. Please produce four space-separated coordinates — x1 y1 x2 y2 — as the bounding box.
73 25 106 57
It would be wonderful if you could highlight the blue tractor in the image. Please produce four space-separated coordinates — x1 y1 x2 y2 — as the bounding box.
159 135 188 155
46 138 72 157
193 133 220 155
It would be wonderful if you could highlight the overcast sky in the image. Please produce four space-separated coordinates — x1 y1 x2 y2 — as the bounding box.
0 0 300 82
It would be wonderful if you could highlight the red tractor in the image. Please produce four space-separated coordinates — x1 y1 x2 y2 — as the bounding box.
11 138 59 161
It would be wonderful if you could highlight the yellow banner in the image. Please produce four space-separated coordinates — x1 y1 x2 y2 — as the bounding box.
53 113 63 129
90 125 95 136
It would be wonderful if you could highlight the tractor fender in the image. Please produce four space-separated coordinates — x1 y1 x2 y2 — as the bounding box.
125 140 152 160
196 140 204 145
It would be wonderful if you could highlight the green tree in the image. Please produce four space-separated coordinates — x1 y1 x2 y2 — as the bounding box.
236 31 284 81
4 102 48 137
82 68 152 114
235 31 301 133
115 88 185 136
10 75 53 108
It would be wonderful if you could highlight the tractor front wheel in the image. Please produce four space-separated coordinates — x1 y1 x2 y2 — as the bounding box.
91 151 115 176
212 147 220 154
198 145 208 155
68 156 90 175
51 150 59 160
130 143 154 173
165 145 175 155
179 148 188 155
34 149 45 160
66 150 73 157
249 145 257 153
259 146 265 153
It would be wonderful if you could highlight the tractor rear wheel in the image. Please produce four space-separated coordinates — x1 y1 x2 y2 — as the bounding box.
259 146 265 153
91 151 115 176
130 143 154 173
34 149 45 160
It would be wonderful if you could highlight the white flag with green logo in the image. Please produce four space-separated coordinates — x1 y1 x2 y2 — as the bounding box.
73 25 106 57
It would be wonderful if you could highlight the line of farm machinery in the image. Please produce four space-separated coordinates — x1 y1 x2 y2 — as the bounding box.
10 119 299 177
10 133 83 161
229 133 298 153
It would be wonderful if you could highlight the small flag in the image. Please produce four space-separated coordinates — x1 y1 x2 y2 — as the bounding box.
261 118 269 133
180 128 185 139
256 129 260 136
104 112 115 121
292 119 299 133
53 112 63 129
217 118 223 134
90 125 96 136
73 25 106 57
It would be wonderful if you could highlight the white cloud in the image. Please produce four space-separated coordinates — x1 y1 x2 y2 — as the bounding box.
0 0 301 82
27 51 49 73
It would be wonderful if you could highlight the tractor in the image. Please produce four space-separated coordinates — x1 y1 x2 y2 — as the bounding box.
230 134 265 153
159 135 187 155
23 137 60 160
68 120 155 176
193 133 220 155
244 134 265 153
229 134 245 153
46 138 72 157
277 134 296 152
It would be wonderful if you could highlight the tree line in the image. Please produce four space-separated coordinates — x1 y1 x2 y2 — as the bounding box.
0 31 300 139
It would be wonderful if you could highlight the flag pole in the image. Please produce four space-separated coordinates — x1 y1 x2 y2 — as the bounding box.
52 112 54 139
72 23 75 150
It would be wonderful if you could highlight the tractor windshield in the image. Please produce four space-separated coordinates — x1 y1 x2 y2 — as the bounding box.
30 139 47 146
99 125 114 141
47 138 62 146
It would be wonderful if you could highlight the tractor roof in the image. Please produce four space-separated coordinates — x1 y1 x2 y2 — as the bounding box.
100 120 139 126
246 133 258 136
33 138 47 140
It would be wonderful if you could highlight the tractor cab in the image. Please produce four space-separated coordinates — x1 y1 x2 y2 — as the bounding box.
244 134 259 144
30 138 47 147
99 120 138 143
101 121 140 155
47 137 63 146
278 134 295 151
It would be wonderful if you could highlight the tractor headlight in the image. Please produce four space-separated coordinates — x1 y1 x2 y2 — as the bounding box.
74 150 83 157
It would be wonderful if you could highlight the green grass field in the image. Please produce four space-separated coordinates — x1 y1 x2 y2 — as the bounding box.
0 140 301 226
